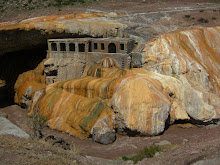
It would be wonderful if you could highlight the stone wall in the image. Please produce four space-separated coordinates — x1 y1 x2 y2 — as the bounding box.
44 38 143 84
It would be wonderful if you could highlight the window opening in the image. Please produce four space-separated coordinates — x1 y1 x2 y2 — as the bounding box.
88 41 92 52
51 43 57 51
101 43 105 50
46 70 57 76
69 43 75 51
94 43 98 50
79 43 85 52
120 44 124 50
108 43 116 53
60 43 66 51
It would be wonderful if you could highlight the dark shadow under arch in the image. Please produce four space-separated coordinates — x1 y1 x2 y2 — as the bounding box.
108 43 116 53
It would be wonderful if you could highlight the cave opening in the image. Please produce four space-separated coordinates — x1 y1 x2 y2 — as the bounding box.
0 44 47 108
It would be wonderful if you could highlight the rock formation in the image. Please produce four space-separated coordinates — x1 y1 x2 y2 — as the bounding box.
15 52 219 144
9 13 220 144
0 13 126 102
144 26 220 120
144 26 220 96
14 60 47 109
0 13 125 56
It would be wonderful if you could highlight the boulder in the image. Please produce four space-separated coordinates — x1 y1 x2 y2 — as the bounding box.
91 116 116 144
30 88 116 144
110 74 171 135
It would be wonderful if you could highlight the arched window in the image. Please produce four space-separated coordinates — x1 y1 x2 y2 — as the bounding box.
108 43 116 53
51 43 57 51
60 43 66 51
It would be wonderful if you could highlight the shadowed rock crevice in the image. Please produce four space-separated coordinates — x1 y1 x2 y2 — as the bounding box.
0 45 47 103
0 29 93 56
0 32 97 105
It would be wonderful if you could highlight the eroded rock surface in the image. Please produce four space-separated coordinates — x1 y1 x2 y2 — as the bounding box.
13 26 220 144
14 60 47 109
144 26 220 96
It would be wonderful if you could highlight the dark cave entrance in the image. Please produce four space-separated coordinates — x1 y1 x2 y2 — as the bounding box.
0 44 47 108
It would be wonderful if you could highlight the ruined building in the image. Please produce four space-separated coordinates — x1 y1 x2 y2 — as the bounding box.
44 38 144 84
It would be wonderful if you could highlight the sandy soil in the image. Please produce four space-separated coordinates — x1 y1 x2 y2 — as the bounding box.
0 105 220 164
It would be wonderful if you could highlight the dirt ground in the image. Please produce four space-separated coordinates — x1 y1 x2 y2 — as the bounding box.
0 105 220 164
1 0 220 22
1 0 220 36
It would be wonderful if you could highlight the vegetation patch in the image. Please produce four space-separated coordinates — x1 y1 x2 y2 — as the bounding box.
184 15 191 18
0 0 102 12
197 18 209 23
0 135 83 164
122 145 161 164
27 109 47 139
212 17 217 20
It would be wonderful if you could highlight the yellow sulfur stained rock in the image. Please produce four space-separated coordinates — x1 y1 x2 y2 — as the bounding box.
13 26 220 142
14 60 47 107
0 13 124 36
144 26 220 96
31 87 116 144
0 80 6 86
110 74 171 135
42 62 218 136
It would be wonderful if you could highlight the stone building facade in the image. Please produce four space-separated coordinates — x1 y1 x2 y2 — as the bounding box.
44 38 144 84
